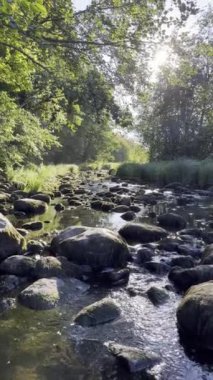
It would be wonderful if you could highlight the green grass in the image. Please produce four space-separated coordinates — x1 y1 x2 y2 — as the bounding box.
117 159 213 188
80 161 120 171
7 164 78 193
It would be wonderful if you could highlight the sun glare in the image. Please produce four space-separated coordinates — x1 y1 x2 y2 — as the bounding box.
150 46 170 81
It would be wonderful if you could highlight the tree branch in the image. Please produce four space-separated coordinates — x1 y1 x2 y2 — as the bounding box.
0 41 50 71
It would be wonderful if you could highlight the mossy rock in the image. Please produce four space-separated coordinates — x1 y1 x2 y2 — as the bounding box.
74 298 120 326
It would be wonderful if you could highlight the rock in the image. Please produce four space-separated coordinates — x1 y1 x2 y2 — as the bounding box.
170 255 194 268
30 193 51 204
0 255 37 276
0 274 27 294
203 231 213 244
51 226 88 252
179 228 203 238
177 244 202 258
17 228 28 237
35 256 83 279
201 244 213 264
158 238 180 252
129 205 141 213
14 198 48 214
158 213 187 230
113 205 130 213
0 214 26 260
121 211 136 221
27 240 45 254
21 221 43 231
55 203 65 212
106 342 160 373
119 223 168 244
54 227 129 270
144 261 170 275
74 298 120 326
136 248 154 264
118 196 131 206
0 192 9 203
147 286 169 306
96 268 130 286
0 298 16 313
177 281 213 350
169 265 213 290
19 278 64 310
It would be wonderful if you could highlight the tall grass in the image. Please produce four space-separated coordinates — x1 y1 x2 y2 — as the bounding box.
117 159 213 188
7 164 78 192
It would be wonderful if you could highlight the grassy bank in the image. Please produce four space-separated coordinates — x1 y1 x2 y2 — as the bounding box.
80 161 120 171
117 159 213 188
7 164 78 193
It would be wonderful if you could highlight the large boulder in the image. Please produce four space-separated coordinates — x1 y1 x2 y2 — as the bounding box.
158 213 187 230
14 198 48 214
52 227 129 270
119 223 167 244
50 226 88 253
169 265 213 290
18 278 64 310
74 298 120 326
177 282 213 350
0 214 25 260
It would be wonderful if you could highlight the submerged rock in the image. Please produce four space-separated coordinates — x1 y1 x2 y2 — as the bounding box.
0 214 25 260
144 261 170 275
74 298 120 326
158 213 187 230
19 278 64 310
177 281 213 350
119 223 167 244
53 227 129 270
106 342 161 373
14 198 48 214
0 298 16 313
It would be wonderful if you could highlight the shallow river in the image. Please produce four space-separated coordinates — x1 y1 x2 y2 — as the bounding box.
1 177 213 380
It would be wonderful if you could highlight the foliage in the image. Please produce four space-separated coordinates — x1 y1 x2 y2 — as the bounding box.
0 0 197 168
138 9 213 160
117 159 213 188
7 164 78 192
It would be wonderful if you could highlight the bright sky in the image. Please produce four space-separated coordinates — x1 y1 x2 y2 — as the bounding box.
73 0 211 11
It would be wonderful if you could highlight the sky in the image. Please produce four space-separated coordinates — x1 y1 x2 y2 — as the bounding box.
73 0 211 11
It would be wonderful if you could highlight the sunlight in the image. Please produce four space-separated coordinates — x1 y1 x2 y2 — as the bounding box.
150 46 171 81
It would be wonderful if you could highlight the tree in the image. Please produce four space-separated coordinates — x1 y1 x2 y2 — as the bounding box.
139 9 213 160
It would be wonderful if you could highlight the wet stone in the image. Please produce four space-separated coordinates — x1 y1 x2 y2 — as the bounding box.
106 342 161 373
147 286 169 306
74 298 120 326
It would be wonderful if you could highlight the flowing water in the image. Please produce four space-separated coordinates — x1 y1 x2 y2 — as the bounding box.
1 177 213 380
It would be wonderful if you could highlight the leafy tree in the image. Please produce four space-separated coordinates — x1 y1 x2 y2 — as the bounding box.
139 9 213 160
